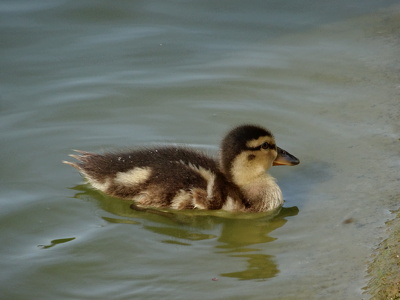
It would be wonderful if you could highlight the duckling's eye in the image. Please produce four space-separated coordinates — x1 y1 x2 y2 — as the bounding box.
261 142 270 149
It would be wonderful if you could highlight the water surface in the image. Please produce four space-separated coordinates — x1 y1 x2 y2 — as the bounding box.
1 1 400 299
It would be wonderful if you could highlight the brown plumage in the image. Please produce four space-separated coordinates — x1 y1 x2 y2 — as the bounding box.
63 125 299 212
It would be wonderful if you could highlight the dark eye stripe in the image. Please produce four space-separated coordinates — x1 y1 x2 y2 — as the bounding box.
246 143 276 151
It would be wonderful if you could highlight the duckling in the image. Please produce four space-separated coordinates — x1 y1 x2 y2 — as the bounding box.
63 125 299 212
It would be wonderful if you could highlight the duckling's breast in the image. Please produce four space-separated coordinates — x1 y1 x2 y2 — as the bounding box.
240 175 283 212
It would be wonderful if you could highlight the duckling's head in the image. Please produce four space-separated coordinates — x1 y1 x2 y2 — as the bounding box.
220 125 299 185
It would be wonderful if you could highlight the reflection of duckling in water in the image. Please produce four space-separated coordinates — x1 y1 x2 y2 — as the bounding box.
64 125 299 212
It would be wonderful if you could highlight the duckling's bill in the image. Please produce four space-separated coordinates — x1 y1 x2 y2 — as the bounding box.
273 147 300 166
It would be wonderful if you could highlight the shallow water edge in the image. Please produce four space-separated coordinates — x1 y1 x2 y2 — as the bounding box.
365 206 400 299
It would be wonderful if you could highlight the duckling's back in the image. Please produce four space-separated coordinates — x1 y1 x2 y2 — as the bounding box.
64 147 241 210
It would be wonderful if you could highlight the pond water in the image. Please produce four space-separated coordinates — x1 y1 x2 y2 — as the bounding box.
1 1 400 299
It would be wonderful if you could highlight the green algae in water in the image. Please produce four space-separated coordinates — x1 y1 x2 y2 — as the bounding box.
38 237 76 249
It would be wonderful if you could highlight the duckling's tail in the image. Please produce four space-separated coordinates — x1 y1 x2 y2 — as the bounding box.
62 149 95 170
62 160 78 168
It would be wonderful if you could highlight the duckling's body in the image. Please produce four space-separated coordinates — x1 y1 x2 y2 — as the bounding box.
64 125 299 212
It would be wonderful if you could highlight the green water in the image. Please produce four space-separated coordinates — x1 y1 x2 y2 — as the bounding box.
1 1 400 299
